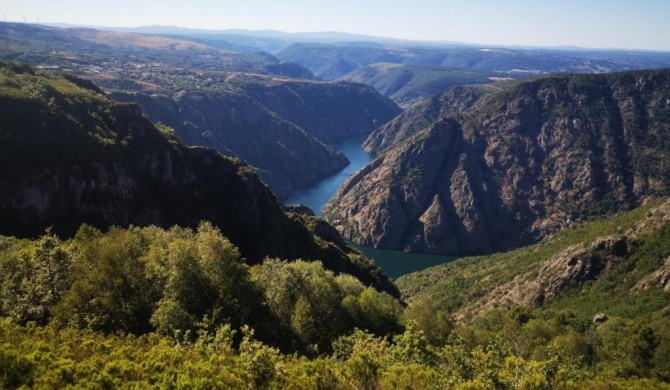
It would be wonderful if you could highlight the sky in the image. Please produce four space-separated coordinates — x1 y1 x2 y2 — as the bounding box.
3 0 669 51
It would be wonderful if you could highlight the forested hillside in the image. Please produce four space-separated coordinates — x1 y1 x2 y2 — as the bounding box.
0 62 396 295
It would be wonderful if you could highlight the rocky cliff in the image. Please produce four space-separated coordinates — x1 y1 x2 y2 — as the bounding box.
324 70 670 255
363 85 491 155
0 63 398 296
112 77 400 199
111 89 348 199
226 77 401 145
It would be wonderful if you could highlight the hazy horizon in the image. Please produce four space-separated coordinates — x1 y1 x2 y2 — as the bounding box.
3 0 670 51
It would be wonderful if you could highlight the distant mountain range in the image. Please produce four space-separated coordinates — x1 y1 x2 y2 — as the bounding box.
45 23 472 51
276 41 670 105
13 22 670 108
46 23 670 53
277 42 670 80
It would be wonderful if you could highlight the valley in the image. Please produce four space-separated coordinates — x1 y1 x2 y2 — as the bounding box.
278 42 670 105
286 134 458 279
0 22 401 198
1 12 670 388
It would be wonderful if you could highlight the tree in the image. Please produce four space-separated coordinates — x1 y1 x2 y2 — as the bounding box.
151 222 267 340
404 295 454 346
55 226 157 334
0 232 72 325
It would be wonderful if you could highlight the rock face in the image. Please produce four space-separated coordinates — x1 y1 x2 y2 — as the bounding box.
451 198 670 320
0 63 398 296
234 78 401 145
363 85 490 156
324 70 670 255
112 79 400 199
111 90 347 199
481 236 628 308
633 257 670 292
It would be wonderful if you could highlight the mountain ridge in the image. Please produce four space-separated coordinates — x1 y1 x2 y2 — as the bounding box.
111 77 400 198
45 23 670 52
324 69 670 255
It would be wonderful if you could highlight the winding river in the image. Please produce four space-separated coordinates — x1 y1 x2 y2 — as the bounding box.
286 135 457 280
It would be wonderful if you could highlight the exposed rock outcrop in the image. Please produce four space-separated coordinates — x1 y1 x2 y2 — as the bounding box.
478 236 628 310
593 313 608 324
363 85 490 155
325 70 670 255
453 199 670 320
632 257 670 292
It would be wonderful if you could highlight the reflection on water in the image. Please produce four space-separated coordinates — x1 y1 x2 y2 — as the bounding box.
353 243 458 280
286 134 457 279
286 135 372 216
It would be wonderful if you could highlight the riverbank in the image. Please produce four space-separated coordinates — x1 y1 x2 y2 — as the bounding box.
285 135 457 279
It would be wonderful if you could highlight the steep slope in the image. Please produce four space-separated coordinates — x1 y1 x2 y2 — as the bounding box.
363 84 492 155
224 75 401 144
110 89 348 199
0 62 398 296
324 70 670 255
0 23 401 198
112 76 400 198
397 199 670 322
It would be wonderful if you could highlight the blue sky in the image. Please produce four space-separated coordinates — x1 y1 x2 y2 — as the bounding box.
3 0 669 50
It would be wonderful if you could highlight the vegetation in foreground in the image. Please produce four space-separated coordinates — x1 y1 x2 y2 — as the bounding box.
0 57 669 388
1 201 670 388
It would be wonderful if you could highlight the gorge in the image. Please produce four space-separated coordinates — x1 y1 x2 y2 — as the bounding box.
324 70 670 256
2 15 670 387
286 136 457 279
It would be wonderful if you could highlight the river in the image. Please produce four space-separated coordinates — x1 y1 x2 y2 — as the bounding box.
285 135 457 280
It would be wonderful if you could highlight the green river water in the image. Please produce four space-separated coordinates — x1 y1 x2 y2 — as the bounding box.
285 135 457 280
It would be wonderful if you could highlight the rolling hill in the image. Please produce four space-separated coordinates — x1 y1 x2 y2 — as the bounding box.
338 64 491 106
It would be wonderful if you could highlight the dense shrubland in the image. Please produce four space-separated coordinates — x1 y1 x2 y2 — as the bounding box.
0 223 403 353
1 215 669 389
